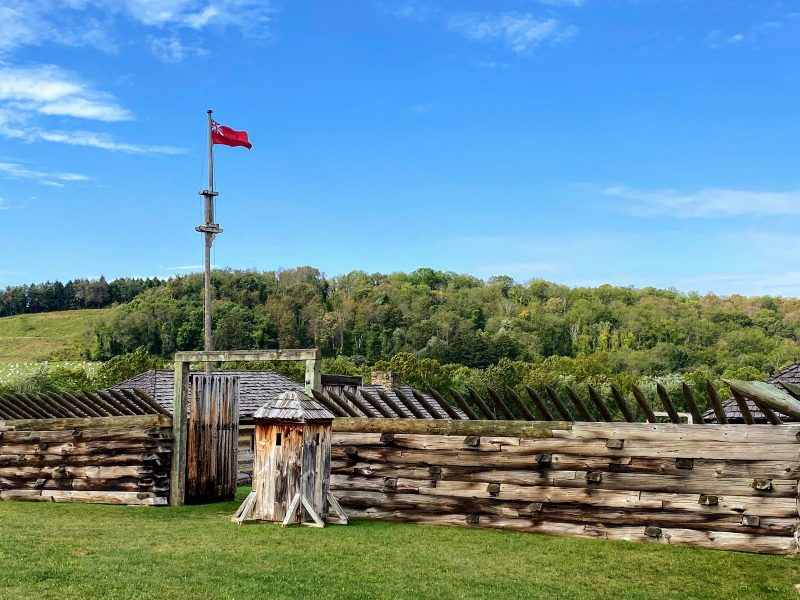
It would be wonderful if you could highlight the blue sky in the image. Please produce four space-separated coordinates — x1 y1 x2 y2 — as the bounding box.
1 1 800 295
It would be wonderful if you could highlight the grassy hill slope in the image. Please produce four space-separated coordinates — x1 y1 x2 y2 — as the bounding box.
0 308 112 362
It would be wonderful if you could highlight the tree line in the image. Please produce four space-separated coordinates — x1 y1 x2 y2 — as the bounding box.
0 277 164 316
88 267 800 386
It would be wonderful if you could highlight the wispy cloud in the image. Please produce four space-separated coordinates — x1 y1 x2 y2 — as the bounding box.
0 161 88 187
0 65 130 122
474 60 510 70
0 65 187 154
382 4 578 54
707 19 785 48
409 103 433 114
604 185 800 218
149 36 208 63
0 1 273 59
168 265 204 271
0 197 9 210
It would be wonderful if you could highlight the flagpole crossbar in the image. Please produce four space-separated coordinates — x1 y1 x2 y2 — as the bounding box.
195 225 223 234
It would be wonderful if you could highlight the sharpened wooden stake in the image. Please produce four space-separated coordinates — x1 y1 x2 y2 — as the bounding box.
656 384 682 424
566 387 594 422
681 383 704 424
525 386 554 421
311 389 347 418
545 386 574 422
506 387 536 421
705 381 728 424
410 388 446 420
427 388 463 420
610 385 635 423
386 388 425 419
730 389 755 425
467 388 496 420
486 387 516 420
448 388 479 421
366 388 406 418
587 386 614 422
631 386 657 423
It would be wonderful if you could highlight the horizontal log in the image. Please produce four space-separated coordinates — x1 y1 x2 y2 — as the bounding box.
0 465 160 479
0 489 167 505
1 428 172 444
332 418 571 437
330 461 797 497
560 422 800 444
725 380 800 420
333 432 521 450
0 452 170 468
175 349 319 362
340 508 796 554
333 490 796 536
4 415 172 432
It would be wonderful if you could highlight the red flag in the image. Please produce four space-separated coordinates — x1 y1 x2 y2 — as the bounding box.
211 119 252 149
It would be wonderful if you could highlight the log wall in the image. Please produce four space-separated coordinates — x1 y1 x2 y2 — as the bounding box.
330 419 800 554
0 414 172 506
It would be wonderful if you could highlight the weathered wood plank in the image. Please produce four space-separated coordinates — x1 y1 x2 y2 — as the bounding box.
726 380 800 421
6 414 171 432
332 418 571 436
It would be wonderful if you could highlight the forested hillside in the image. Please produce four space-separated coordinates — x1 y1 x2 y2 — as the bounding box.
87 267 800 386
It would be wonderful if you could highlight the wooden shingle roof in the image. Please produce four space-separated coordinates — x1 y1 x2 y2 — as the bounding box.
253 391 334 421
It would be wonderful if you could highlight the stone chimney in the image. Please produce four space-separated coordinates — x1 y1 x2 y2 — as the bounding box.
372 371 399 390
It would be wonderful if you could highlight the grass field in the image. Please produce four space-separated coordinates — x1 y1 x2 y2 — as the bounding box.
0 489 797 600
0 309 111 362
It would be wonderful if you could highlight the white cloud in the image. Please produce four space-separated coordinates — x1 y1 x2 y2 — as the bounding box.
168 264 204 271
0 161 88 186
537 0 584 5
378 1 440 22
604 185 800 218
0 197 8 210
0 65 131 122
33 130 187 155
0 1 272 58
448 13 573 54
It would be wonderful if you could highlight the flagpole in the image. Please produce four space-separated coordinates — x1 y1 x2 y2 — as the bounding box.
197 109 222 373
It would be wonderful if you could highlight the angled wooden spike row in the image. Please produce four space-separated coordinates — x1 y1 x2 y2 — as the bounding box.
565 387 594 422
656 384 682 424
680 383 704 424
524 386 554 421
427 388 464 420
630 386 657 423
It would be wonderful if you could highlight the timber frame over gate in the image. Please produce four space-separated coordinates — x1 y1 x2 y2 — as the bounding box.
169 349 322 506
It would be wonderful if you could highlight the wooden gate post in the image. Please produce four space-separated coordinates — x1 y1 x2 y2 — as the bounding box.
305 351 321 396
170 359 190 506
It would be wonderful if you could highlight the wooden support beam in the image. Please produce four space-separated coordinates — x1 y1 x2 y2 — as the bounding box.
486 387 515 420
467 388 496 420
545 386 574 422
175 349 320 363
730 389 755 425
448 388 479 421
410 388 446 420
656 384 682 424
310 389 348 418
705 381 728 424
525 386 554 421
631 386 657 423
681 383 704 424
169 359 189 506
331 417 572 436
506 387 536 421
610 385 635 423
428 389 463 420
565 387 594 422
305 357 322 395
587 386 614 422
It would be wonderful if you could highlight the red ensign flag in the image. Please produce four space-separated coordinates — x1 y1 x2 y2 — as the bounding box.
211 119 252 149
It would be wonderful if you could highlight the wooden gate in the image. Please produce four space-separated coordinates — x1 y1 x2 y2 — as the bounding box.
186 374 240 503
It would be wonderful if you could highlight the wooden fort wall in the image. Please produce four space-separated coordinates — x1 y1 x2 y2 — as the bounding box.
0 414 172 506
330 418 800 554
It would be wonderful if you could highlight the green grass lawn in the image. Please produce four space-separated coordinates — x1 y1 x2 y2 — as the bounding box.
0 308 111 362
0 489 797 600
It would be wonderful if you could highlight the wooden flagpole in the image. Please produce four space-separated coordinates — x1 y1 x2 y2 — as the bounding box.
197 109 222 373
